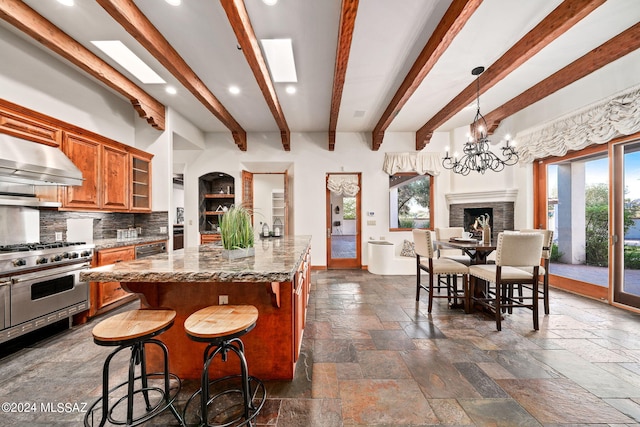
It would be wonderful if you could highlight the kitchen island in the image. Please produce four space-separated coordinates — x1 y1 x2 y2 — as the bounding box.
80 235 312 381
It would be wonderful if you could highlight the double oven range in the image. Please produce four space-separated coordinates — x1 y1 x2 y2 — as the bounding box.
0 241 94 344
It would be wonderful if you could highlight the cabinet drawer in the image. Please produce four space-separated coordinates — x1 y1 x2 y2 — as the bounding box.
201 234 221 244
97 247 135 266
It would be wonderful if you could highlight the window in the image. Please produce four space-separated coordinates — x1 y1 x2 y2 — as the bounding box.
389 173 433 230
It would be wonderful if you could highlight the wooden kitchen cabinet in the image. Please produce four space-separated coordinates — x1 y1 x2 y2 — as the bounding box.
131 153 152 211
89 246 136 317
60 132 152 212
293 246 311 362
200 233 222 244
102 144 130 210
61 133 101 209
0 99 62 147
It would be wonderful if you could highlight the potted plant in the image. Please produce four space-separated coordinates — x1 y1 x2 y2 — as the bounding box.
219 204 255 259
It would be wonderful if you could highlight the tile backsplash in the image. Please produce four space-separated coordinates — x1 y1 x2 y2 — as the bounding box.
40 210 168 242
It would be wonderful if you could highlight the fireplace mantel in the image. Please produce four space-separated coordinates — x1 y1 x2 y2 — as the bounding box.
445 189 518 205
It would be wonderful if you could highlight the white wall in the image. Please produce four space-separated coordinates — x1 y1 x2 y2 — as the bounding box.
0 25 135 144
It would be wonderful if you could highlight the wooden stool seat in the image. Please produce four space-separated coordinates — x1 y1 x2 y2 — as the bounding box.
184 305 258 340
92 309 176 344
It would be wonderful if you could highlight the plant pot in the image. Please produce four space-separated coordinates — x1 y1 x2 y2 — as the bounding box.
221 247 255 259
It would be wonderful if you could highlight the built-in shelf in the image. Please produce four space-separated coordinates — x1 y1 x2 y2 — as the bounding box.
199 172 235 234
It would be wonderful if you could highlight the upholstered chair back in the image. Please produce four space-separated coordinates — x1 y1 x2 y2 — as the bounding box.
519 229 554 260
495 232 544 267
412 229 434 259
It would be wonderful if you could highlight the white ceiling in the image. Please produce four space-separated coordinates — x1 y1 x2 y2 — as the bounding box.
4 0 640 147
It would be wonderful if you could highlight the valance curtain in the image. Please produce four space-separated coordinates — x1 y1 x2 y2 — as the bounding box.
516 84 640 163
382 152 441 176
327 174 360 196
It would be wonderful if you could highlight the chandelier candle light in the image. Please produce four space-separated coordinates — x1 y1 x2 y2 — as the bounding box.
442 66 518 175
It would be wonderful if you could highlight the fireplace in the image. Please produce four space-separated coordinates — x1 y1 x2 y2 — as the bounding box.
463 207 493 239
449 204 515 245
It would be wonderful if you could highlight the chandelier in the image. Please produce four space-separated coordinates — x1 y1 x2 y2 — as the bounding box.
442 66 518 175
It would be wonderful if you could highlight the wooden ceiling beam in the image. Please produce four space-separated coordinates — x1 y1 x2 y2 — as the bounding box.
97 0 248 150
329 0 359 151
0 0 165 130
483 22 640 135
220 0 290 151
415 0 606 150
371 0 482 151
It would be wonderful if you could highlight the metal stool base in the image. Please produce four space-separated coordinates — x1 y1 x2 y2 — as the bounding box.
183 375 266 427
84 339 184 427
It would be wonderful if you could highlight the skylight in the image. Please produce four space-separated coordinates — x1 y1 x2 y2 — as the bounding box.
91 40 166 84
260 39 297 83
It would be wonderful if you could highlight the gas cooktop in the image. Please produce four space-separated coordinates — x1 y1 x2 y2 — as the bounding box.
0 241 89 252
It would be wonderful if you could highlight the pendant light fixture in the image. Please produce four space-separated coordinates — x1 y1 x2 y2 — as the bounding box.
442 66 518 175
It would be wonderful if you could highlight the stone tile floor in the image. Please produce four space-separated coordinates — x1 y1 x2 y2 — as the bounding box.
2 269 640 426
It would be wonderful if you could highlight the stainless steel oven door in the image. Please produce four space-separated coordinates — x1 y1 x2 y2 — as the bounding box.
0 279 9 330
10 262 90 326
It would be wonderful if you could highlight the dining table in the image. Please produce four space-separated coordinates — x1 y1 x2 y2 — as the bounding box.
435 238 497 265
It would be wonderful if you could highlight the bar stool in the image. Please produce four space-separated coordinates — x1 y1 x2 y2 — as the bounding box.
183 305 266 427
84 309 184 427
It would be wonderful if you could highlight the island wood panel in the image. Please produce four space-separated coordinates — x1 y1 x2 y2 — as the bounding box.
124 279 296 381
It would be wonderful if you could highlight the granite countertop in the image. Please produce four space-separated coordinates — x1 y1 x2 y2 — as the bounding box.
92 235 169 250
81 235 312 283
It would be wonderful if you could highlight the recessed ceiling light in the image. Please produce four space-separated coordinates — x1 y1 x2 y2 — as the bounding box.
229 86 241 95
165 0 181 5
57 0 74 6
91 40 165 84
165 86 177 95
285 85 296 95
260 39 297 83
262 0 278 5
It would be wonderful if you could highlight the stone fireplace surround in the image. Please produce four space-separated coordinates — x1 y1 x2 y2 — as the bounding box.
446 190 516 243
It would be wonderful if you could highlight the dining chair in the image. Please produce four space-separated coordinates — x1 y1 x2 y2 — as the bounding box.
518 229 554 314
412 229 469 313
468 232 544 331
434 227 472 265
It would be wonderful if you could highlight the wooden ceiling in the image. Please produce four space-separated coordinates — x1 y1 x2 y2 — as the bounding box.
1 0 639 152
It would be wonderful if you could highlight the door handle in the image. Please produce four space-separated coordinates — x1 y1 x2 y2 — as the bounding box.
327 228 331 238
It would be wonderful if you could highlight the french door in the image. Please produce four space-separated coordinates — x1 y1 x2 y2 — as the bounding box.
612 141 640 308
535 137 640 310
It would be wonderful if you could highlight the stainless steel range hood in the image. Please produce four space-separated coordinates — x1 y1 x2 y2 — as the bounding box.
0 133 84 187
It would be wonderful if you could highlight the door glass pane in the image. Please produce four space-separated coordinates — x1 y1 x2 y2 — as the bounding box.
331 195 357 259
623 146 640 296
547 156 609 287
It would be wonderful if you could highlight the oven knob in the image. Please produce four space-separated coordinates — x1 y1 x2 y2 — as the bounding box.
13 258 26 267
81 250 92 257
51 254 63 262
62 252 70 259
36 257 48 265
69 252 79 259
